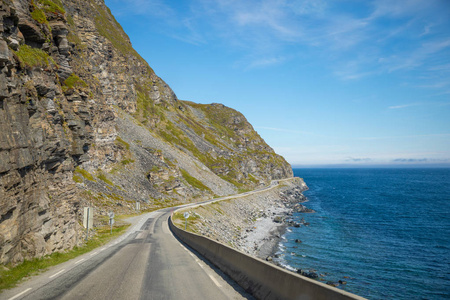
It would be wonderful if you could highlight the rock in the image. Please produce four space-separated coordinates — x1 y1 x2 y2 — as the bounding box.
273 216 283 223
0 0 303 267
0 72 8 99
0 40 9 63
327 281 340 287
339 280 347 285
295 239 302 243
266 256 273 261
7 37 20 50
17 17 46 45
297 270 319 279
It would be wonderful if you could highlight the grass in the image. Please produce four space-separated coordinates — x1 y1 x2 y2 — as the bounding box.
120 159 135 166
72 175 83 183
114 136 130 150
36 0 65 14
180 169 211 192
14 45 56 69
63 73 88 91
74 167 96 182
31 8 47 24
89 0 149 69
172 211 201 233
97 171 114 186
0 224 129 291
150 165 160 172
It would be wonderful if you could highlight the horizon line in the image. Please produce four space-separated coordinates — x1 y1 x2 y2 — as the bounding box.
291 163 450 169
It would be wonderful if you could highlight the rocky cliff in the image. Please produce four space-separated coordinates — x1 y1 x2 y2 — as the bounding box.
0 0 293 266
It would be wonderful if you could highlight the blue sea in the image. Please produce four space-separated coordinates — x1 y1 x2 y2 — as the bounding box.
277 168 450 299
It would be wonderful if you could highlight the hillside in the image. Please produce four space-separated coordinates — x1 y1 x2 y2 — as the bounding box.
0 0 293 266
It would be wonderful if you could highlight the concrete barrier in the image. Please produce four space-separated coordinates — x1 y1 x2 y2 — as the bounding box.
169 217 366 300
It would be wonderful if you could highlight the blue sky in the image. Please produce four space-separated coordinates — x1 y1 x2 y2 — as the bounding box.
105 0 450 166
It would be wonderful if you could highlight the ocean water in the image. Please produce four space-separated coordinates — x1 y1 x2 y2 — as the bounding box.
277 168 450 299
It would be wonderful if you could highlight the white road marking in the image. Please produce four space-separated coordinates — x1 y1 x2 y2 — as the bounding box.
8 288 32 300
74 258 85 265
49 269 66 279
198 262 222 287
179 244 222 288
90 251 98 256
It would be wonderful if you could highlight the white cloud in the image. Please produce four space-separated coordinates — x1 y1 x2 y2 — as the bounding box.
108 0 450 91
388 103 422 109
388 101 450 109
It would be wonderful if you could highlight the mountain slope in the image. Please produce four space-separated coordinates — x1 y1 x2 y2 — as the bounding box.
0 0 293 265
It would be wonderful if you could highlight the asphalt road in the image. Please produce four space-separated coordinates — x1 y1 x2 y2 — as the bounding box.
1 180 293 300
1 208 253 300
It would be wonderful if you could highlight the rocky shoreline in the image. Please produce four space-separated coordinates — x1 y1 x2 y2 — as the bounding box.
182 177 313 263
243 186 315 261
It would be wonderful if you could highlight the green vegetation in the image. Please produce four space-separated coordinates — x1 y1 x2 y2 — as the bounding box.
150 165 160 172
31 8 47 24
176 113 228 150
14 45 56 69
30 0 65 24
36 0 65 14
89 0 147 65
114 136 130 150
134 88 165 125
74 167 96 182
248 173 260 184
120 159 135 166
63 73 88 91
180 169 211 192
186 102 243 139
0 224 128 291
97 171 114 186
30 0 65 30
66 15 86 50
172 211 201 233
72 175 83 183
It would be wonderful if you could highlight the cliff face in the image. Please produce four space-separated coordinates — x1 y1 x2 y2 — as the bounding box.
0 0 293 265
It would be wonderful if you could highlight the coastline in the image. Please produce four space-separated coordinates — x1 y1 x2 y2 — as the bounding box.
183 177 311 263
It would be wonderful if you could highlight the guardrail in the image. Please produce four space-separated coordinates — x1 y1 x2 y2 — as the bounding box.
169 216 366 300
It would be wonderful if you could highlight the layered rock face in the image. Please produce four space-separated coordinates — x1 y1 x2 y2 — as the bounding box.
0 0 293 266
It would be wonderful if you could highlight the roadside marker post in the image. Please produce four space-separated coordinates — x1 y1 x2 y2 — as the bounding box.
83 207 94 241
184 212 190 230
108 211 115 234
135 201 140 212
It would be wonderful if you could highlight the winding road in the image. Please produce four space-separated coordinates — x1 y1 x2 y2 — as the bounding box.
1 180 292 300
1 208 253 300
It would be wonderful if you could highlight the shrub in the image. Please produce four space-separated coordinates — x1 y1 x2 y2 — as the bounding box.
63 73 88 91
31 8 47 24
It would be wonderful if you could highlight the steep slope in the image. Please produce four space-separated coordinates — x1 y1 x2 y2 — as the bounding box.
0 0 293 266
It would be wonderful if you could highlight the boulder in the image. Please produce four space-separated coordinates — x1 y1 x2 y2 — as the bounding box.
327 281 340 287
0 40 10 63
